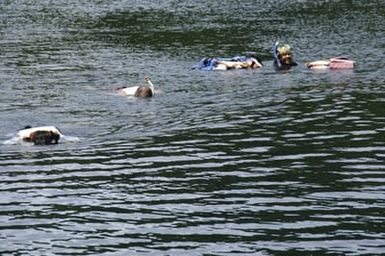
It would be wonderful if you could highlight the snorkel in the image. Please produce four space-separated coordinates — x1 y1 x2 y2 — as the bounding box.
144 77 155 96
274 42 295 67
273 41 281 68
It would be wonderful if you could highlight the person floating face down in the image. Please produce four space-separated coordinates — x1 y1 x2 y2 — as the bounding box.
193 56 263 71
214 56 263 70
274 43 298 69
18 126 62 145
119 77 155 98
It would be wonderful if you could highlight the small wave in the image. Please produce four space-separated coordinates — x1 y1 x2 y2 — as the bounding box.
61 135 81 143
2 137 19 145
2 135 80 145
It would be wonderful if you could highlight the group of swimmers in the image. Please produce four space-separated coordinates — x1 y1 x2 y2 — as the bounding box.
193 41 356 71
13 42 356 146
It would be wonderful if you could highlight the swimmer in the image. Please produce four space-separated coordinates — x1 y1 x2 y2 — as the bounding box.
193 55 263 70
306 57 356 69
273 42 298 69
18 126 63 145
118 77 155 98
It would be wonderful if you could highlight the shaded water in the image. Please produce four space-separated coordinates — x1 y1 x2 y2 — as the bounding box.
1 1 385 255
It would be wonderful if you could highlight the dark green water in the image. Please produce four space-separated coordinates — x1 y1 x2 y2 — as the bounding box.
1 1 385 255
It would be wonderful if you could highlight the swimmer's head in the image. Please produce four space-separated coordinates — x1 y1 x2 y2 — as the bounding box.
29 130 60 145
134 86 153 98
277 43 293 65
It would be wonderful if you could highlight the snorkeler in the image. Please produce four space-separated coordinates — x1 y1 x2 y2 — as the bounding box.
273 42 298 70
18 126 63 145
117 77 156 98
306 57 356 69
193 55 263 71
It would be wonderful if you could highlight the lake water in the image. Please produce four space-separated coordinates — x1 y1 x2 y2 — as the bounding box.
1 1 385 255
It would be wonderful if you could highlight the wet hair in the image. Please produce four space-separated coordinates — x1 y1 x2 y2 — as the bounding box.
247 54 263 66
28 130 60 145
277 44 292 57
134 86 153 98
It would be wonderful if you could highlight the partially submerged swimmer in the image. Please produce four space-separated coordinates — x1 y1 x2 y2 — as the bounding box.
273 42 298 70
193 55 263 71
18 126 63 145
306 57 356 69
118 77 155 98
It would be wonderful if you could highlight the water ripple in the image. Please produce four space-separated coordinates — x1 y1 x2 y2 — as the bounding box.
1 0 385 255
